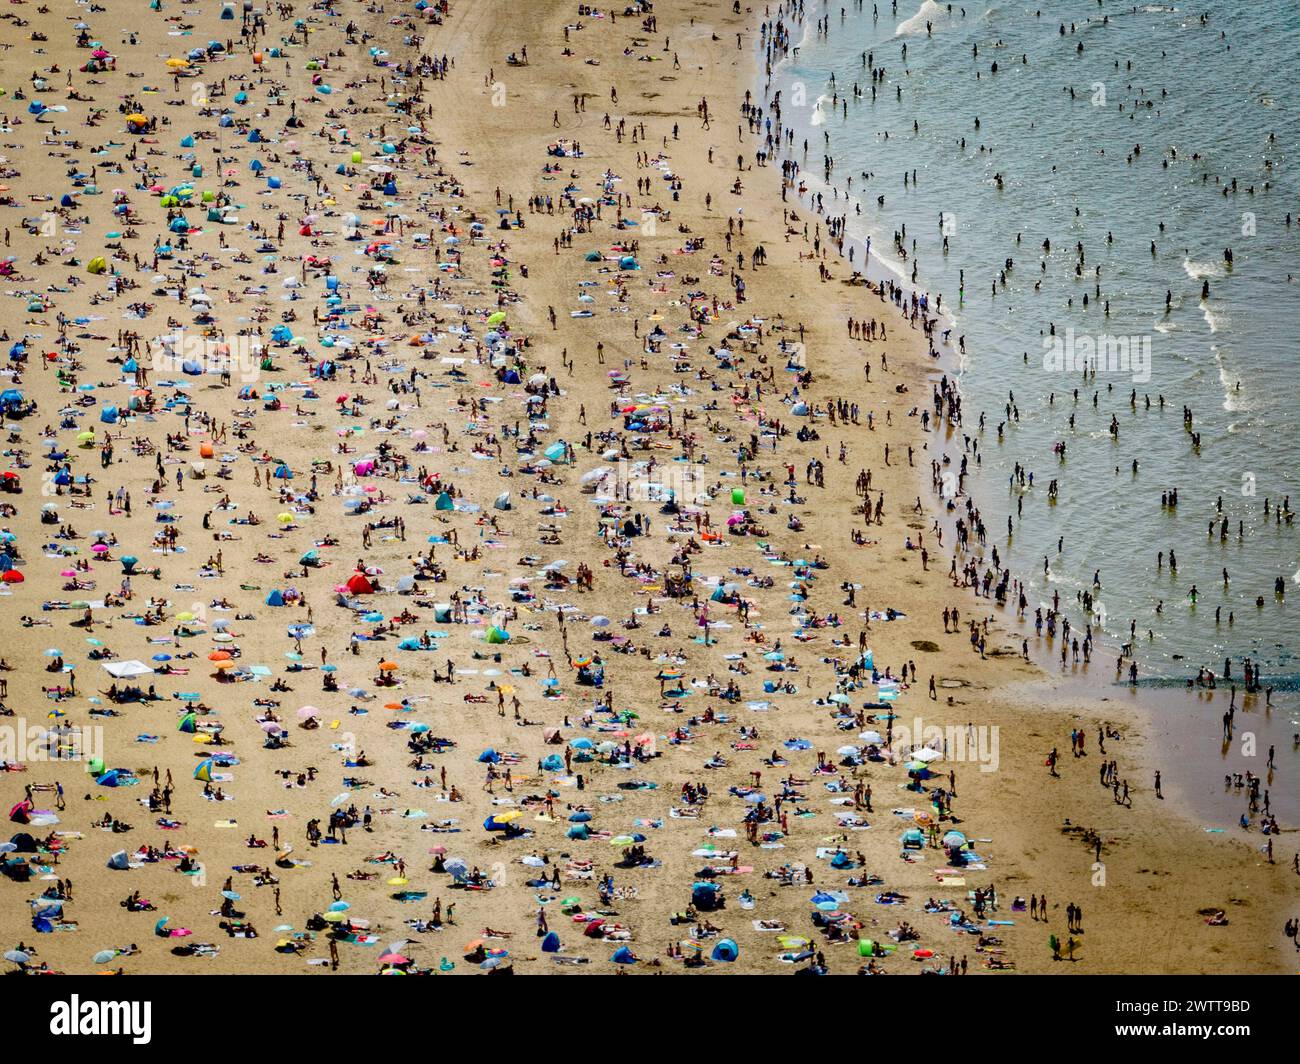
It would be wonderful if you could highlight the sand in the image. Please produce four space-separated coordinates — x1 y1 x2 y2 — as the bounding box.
0 0 1292 975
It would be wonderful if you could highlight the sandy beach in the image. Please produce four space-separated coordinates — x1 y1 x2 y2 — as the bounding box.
0 0 1293 976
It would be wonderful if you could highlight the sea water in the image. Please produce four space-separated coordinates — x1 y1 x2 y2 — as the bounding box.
763 0 1300 681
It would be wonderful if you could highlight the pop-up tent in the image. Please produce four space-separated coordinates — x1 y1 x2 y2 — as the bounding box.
7 832 37 853
711 938 739 962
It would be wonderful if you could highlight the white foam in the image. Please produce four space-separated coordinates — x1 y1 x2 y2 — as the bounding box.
1200 300 1228 334
897 0 952 37
1182 256 1225 281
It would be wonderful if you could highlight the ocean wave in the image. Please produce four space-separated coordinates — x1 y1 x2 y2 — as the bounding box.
1182 256 1225 280
896 0 953 38
1213 346 1238 410
1200 301 1228 334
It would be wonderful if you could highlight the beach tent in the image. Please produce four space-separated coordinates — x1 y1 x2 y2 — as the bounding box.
711 938 739 962
8 832 37 853
265 589 286 606
434 491 455 511
106 851 130 870
0 859 31 882
540 931 561 953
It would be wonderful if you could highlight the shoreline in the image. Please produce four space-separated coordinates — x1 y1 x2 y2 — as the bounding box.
750 4 1300 833
743 0 1297 961
758 2 1299 680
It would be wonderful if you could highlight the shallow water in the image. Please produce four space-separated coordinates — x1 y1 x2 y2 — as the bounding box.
764 0 1300 679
